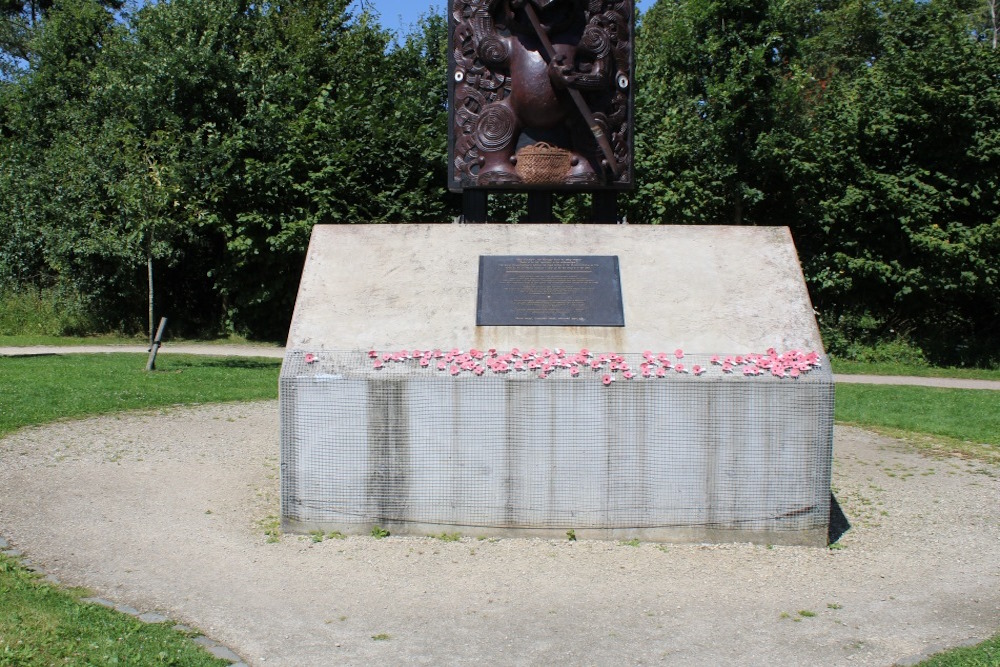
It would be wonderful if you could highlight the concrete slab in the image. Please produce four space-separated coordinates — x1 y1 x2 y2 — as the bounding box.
281 223 833 546
287 224 822 355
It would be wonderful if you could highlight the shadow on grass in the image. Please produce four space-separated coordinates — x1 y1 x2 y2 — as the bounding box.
159 357 281 370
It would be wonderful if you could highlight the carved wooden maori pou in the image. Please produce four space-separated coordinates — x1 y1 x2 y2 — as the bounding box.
448 0 634 191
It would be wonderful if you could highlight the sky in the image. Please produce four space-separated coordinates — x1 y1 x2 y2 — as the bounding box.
358 0 657 35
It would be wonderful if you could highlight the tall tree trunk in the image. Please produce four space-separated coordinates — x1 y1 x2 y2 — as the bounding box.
990 0 998 49
148 250 154 347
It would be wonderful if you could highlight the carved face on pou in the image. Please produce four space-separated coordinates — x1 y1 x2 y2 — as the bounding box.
450 0 633 189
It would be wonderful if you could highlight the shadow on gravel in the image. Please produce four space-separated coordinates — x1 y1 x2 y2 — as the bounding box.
829 492 851 544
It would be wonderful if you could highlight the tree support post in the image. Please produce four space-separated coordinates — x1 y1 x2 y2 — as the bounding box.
146 317 168 371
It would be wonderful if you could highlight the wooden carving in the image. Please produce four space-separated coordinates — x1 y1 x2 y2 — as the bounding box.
448 0 634 191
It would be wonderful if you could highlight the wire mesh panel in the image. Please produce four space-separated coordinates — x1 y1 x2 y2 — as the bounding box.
280 349 834 545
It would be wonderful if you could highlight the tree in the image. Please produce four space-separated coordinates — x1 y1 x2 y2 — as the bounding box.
782 0 1000 363
0 0 122 73
630 0 811 226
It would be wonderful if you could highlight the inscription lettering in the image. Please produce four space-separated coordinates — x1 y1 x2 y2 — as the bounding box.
477 255 624 327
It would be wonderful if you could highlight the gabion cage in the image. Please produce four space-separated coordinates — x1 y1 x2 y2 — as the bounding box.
280 350 834 545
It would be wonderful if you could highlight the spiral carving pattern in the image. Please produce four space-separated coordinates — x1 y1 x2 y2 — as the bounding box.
477 35 509 68
474 105 516 152
581 26 611 58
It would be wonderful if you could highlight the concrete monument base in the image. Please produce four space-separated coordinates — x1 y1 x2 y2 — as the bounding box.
280 224 834 546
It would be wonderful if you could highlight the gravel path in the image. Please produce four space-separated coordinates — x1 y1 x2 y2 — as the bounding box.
2 345 998 390
0 402 997 666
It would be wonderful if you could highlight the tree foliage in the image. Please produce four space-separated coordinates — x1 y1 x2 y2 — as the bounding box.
630 0 999 364
0 0 996 362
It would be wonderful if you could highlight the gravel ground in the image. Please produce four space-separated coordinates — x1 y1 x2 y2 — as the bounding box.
0 402 997 667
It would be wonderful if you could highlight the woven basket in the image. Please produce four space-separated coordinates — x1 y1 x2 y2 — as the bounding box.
515 142 572 184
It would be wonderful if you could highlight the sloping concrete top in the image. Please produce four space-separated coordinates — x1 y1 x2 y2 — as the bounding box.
286 223 823 354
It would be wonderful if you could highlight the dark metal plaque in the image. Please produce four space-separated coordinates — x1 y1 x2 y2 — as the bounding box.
477 255 624 327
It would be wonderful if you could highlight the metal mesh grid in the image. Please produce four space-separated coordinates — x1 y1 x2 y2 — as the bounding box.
280 350 833 535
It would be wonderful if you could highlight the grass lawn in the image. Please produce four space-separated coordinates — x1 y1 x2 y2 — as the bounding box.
830 358 1000 381
835 384 1000 453
0 334 147 347
0 554 228 666
915 634 1000 666
0 353 280 439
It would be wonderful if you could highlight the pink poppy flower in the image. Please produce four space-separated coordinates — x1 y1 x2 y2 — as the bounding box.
419 358 430 367
789 367 801 378
656 367 667 378
511 348 520 357
675 363 685 373
474 366 485 376
570 367 580 377
692 365 704 375
623 371 635 380
722 362 733 373
304 353 317 364
743 366 755 376
641 368 652 378
449 364 460 376
579 348 590 357
514 360 525 371
538 372 548 380
437 361 447 371
373 360 384 370
674 348 684 359
710 355 720 365
602 374 613 386
368 350 378 359
734 356 744 364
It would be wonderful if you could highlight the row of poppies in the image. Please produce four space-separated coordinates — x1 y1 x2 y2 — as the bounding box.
303 347 823 383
